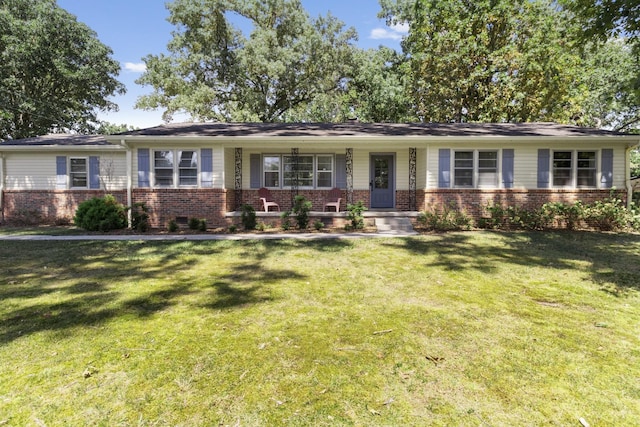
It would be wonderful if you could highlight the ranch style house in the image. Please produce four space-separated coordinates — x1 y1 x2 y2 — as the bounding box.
0 122 638 228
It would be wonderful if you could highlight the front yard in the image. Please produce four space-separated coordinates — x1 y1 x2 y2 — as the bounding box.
0 232 639 425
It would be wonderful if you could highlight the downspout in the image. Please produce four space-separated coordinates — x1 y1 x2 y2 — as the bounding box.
0 153 4 223
121 139 132 228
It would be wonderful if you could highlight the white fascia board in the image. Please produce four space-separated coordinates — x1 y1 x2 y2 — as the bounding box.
0 145 126 152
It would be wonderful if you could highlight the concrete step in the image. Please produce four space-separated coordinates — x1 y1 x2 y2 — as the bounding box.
375 217 416 233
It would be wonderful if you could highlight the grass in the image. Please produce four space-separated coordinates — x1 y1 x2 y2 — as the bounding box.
0 231 639 426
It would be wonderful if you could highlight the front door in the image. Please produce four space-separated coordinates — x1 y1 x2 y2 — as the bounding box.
370 154 395 208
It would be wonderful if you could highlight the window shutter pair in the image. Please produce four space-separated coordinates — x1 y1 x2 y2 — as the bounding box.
137 148 214 188
437 149 514 188
56 156 100 189
537 149 613 188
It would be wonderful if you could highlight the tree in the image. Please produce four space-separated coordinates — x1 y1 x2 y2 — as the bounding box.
136 0 357 123
0 0 125 141
397 0 583 123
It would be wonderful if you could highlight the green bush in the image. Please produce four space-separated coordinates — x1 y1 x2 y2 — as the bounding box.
313 219 324 231
188 217 207 231
292 195 312 229
346 201 367 230
74 195 127 232
586 197 634 231
241 204 257 230
280 210 292 231
131 202 150 232
167 219 179 232
418 203 473 231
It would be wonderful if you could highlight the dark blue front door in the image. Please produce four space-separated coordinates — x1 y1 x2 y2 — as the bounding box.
370 155 394 208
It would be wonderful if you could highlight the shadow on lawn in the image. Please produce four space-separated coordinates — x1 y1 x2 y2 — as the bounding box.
0 239 347 344
385 231 640 295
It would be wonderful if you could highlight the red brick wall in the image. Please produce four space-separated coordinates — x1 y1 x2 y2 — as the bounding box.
2 190 126 224
422 189 627 219
132 188 229 228
240 189 350 212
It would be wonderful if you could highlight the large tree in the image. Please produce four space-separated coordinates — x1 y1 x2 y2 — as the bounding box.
136 0 357 123
393 0 583 123
0 0 125 141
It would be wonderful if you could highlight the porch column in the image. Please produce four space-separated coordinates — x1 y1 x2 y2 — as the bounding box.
409 147 417 211
235 148 242 210
346 148 353 205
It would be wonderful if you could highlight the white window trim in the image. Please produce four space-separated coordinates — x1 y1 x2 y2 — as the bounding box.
552 150 599 189
452 150 500 189
262 154 335 189
152 149 200 189
69 157 88 189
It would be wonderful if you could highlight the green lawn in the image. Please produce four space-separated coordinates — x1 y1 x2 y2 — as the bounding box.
1 232 639 426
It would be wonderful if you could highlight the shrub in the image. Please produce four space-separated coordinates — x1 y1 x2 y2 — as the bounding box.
418 203 473 231
256 221 269 231
167 219 179 232
131 202 150 232
188 217 200 230
228 224 237 233
74 195 126 232
313 219 324 231
585 197 634 231
345 201 367 230
292 195 312 229
240 204 257 230
280 210 292 231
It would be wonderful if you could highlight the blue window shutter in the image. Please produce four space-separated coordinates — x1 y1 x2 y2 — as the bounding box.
438 149 451 188
89 156 100 189
201 148 213 188
138 148 150 187
502 149 514 189
56 156 67 189
537 149 550 189
250 154 261 189
335 154 346 189
601 149 613 188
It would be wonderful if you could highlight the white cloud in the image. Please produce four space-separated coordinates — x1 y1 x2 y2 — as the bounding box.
370 28 403 41
124 62 147 73
369 22 408 41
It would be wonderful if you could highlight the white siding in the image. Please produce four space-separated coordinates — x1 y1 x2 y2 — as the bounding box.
4 152 127 190
417 148 427 190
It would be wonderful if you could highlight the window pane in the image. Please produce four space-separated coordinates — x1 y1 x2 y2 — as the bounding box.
478 151 497 169
316 155 333 188
454 151 473 187
553 151 572 187
70 158 87 188
454 151 473 168
317 171 332 188
454 170 473 187
154 151 174 186
263 156 280 187
178 150 198 186
577 169 596 187
284 155 313 187
155 169 173 186
577 151 596 187
553 169 572 187
154 151 173 167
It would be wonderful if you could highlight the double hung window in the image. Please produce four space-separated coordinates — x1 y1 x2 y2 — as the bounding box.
453 150 498 188
552 151 597 188
263 154 334 188
69 158 88 188
153 150 198 187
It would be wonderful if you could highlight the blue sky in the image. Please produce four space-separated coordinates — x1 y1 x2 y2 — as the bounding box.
56 0 407 128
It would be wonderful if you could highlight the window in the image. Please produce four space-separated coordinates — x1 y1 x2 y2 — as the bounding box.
263 156 280 187
69 158 87 188
153 149 198 187
453 150 498 188
552 150 597 188
263 154 334 188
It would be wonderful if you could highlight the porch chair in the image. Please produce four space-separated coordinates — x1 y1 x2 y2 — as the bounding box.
323 188 343 212
258 187 280 212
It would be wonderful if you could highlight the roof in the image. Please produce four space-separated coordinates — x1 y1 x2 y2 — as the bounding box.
0 133 112 146
116 122 629 138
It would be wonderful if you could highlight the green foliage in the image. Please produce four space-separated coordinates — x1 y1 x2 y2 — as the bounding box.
136 0 357 123
188 218 207 231
313 219 325 231
131 202 150 232
418 203 473 231
345 201 367 230
240 204 257 230
167 219 179 232
256 222 269 232
292 195 312 229
73 195 126 232
0 0 124 140
228 224 237 233
585 197 638 232
401 0 582 123
280 210 292 231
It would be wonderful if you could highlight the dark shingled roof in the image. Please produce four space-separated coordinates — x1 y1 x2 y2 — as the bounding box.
0 133 111 146
118 122 625 138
